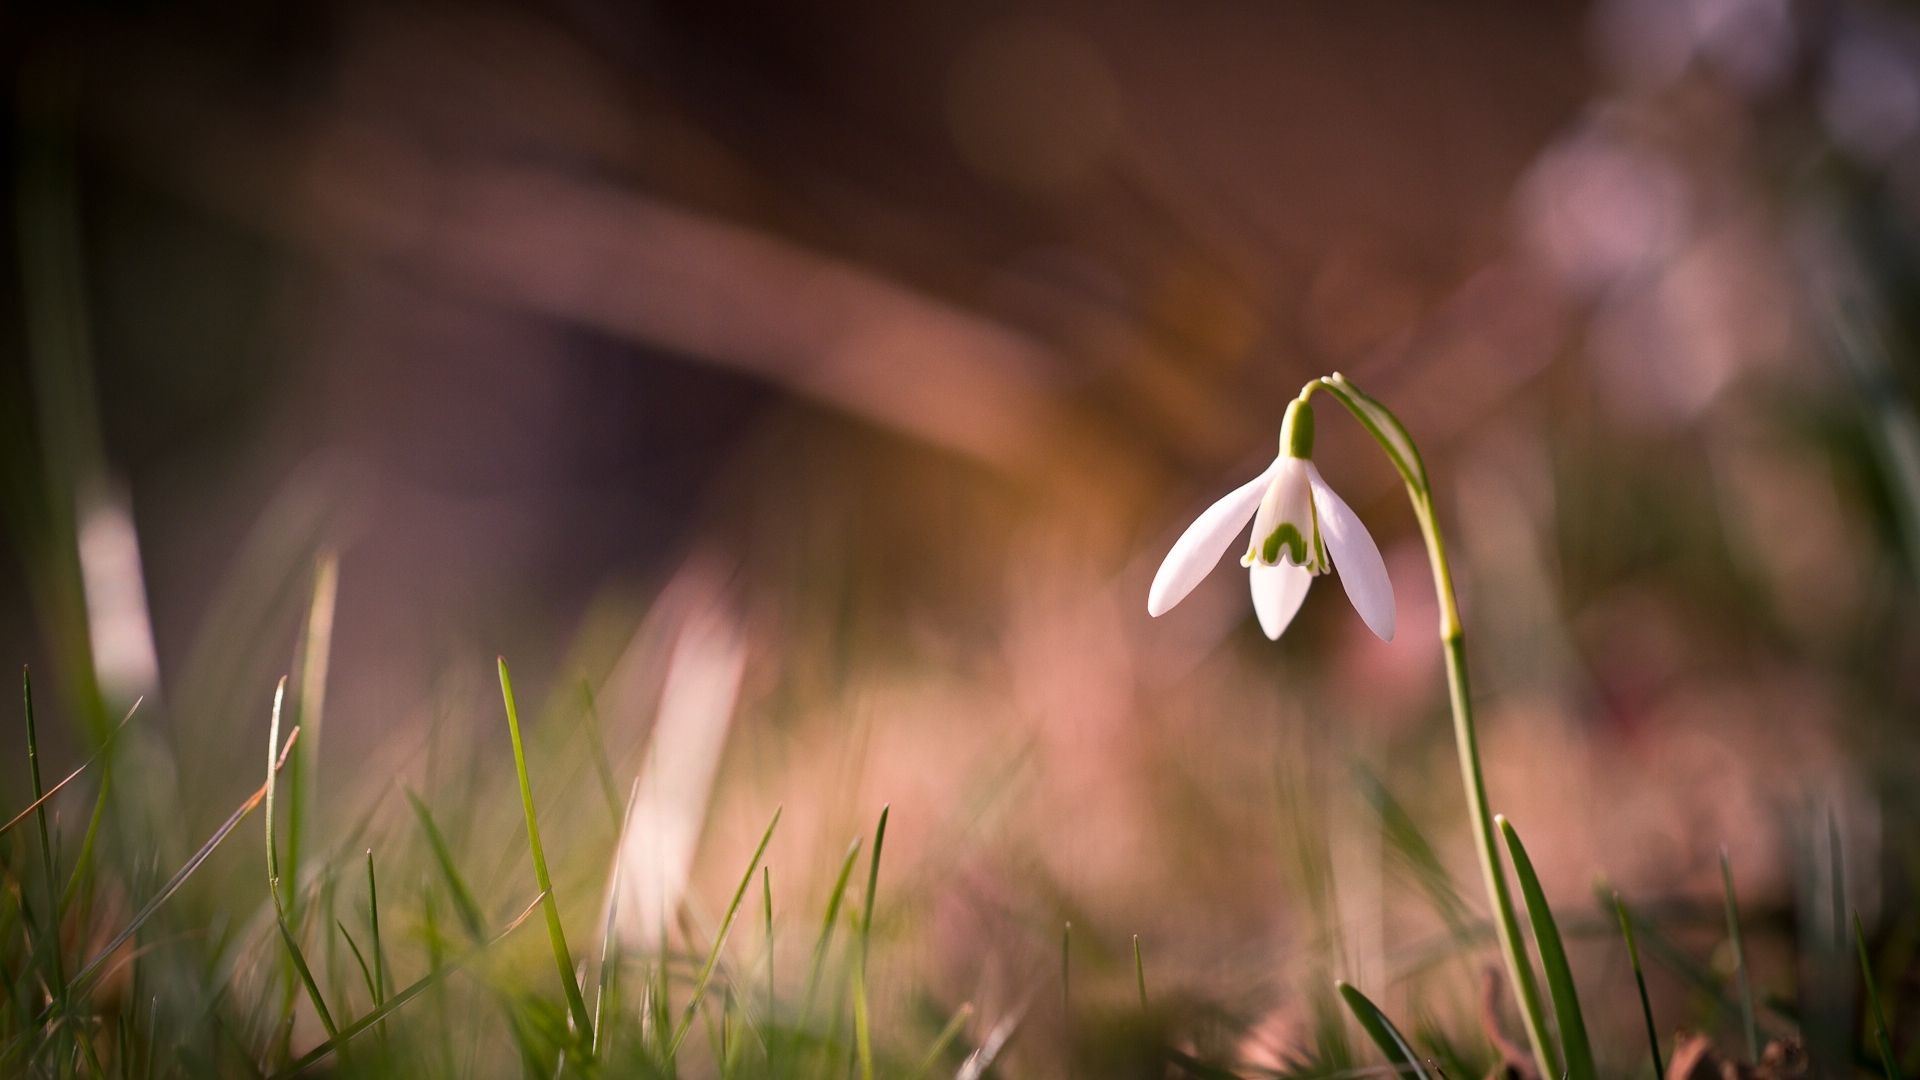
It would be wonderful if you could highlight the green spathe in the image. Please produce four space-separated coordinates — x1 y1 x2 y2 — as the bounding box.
1280 396 1315 458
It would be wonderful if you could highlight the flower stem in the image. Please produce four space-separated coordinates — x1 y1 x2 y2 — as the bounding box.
1311 376 1557 1080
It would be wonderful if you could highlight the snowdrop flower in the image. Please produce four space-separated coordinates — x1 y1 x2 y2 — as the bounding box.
1147 397 1395 641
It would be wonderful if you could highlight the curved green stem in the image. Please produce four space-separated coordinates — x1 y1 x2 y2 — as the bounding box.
1310 375 1557 1080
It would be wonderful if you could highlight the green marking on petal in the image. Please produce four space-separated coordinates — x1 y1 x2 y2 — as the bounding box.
1261 523 1308 566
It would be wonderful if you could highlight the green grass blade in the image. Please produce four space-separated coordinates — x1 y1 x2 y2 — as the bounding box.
1721 848 1759 1061
665 806 782 1061
576 680 624 830
761 864 773 1063
23 667 67 998
592 895 619 1060
4 699 137 943
71 724 299 994
266 677 339 1040
860 804 888 969
404 791 486 940
57 769 109 913
1060 920 1072 1078
274 918 340 1039
499 658 595 1045
270 891 547 1078
1498 816 1595 1080
1133 934 1147 1009
593 785 631 1060
1612 891 1664 1077
855 805 889 1080
266 677 287 901
1336 980 1432 1080
283 553 337 923
910 1002 974 1079
852 958 874 1080
802 836 862 1016
337 920 378 1005
1357 767 1471 932
1856 911 1903 1080
365 851 386 1006
2 697 137 840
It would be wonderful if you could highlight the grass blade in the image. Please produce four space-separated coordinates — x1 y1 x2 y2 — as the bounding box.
365 851 387 1006
592 890 619 1060
761 864 773 1064
1855 911 1903 1080
404 791 486 940
266 677 340 1040
499 658 595 1044
802 836 862 1017
910 1002 974 1079
1336 980 1432 1080
860 805 889 970
852 959 874 1080
856 805 889 1080
266 677 287 900
273 918 340 1039
1 696 138 839
1499 816 1595 1080
71 725 300 993
1060 920 1071 1079
1133 934 1148 1009
1612 891 1665 1077
22 668 67 998
576 680 624 830
271 891 546 1078
1357 767 1472 932
283 552 338 922
337 920 378 1005
1721 848 1759 1061
665 805 782 1061
57 769 109 913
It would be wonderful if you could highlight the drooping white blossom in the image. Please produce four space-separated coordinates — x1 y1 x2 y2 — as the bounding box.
1147 399 1394 641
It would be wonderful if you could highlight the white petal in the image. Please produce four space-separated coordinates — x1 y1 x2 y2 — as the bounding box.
1148 460 1280 617
1307 464 1395 641
1250 562 1313 640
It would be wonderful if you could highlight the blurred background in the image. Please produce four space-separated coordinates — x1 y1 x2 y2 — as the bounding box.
5 0 1920 1074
